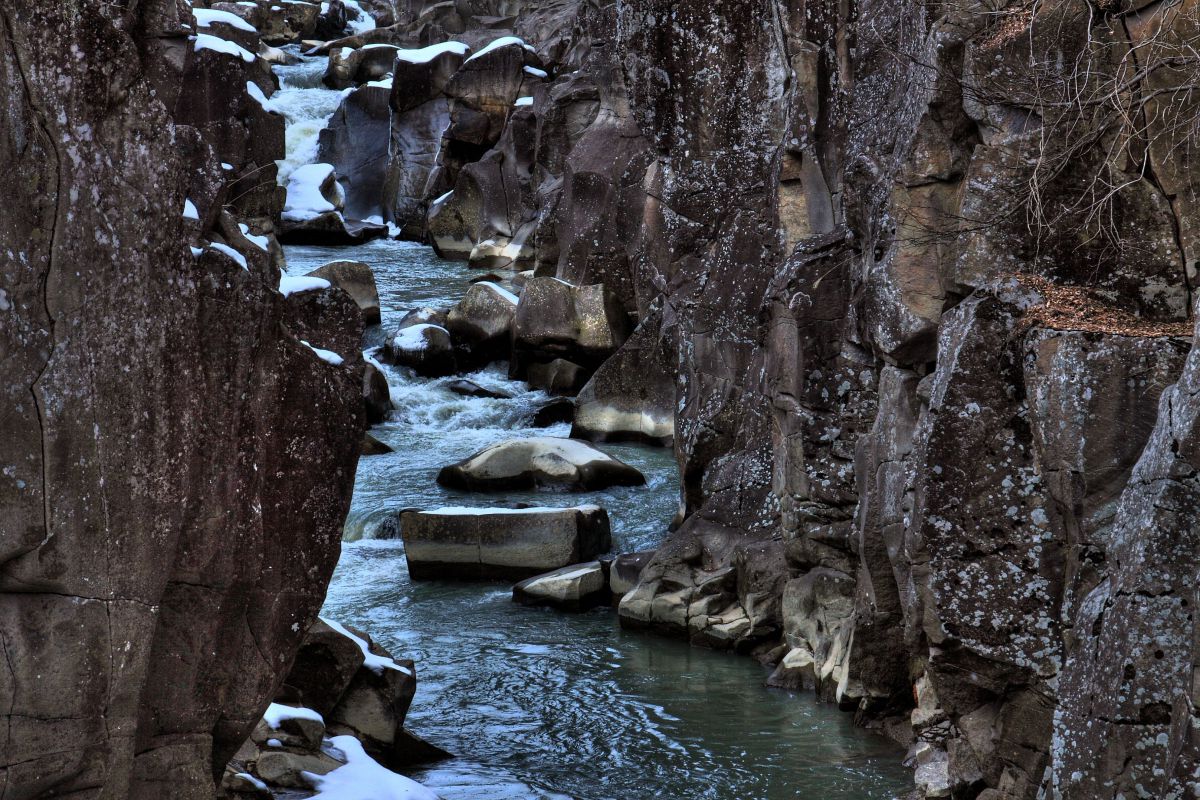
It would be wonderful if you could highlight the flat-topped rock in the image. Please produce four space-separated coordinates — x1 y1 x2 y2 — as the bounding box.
401 505 612 580
513 561 609 612
436 436 646 492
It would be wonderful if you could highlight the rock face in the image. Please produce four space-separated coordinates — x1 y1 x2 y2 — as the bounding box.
0 3 363 797
401 505 612 579
364 0 1200 796
437 436 646 491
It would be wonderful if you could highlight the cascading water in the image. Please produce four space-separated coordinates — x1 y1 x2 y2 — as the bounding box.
276 49 912 800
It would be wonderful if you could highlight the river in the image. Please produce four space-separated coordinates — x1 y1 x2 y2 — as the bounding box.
276 52 912 800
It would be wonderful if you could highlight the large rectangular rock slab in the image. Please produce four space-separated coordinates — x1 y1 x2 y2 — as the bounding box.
400 505 612 580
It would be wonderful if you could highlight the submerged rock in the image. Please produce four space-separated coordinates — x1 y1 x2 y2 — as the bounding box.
513 561 609 612
446 379 511 399
436 436 645 492
401 505 612 580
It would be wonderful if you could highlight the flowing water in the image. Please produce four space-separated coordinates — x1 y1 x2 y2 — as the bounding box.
276 50 913 800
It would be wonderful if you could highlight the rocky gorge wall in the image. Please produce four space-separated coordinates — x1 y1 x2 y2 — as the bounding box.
7 0 1200 798
315 0 1200 797
0 2 365 798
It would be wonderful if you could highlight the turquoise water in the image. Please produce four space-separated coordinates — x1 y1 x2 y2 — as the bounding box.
283 241 912 800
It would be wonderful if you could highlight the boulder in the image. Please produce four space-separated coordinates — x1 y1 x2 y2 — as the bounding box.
526 358 587 396
307 260 382 325
446 379 511 399
571 314 675 446
319 84 392 220
532 398 575 427
362 433 393 456
608 551 656 599
445 281 519 365
254 750 341 788
397 306 449 329
324 44 400 89
279 620 365 717
362 361 391 423
279 211 389 245
327 647 419 770
436 436 646 491
513 561 610 612
281 283 364 366
380 324 457 377
512 278 633 374
401 505 612 580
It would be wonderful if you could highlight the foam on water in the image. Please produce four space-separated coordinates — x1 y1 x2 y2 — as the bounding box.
273 50 345 183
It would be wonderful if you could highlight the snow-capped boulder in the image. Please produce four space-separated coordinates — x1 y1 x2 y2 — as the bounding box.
436 437 645 492
324 44 399 89
513 561 609 612
306 260 382 325
396 306 449 329
381 324 457 377
401 505 612 580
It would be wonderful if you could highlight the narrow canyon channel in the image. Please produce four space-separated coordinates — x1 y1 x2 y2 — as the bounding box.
276 51 911 797
285 238 912 800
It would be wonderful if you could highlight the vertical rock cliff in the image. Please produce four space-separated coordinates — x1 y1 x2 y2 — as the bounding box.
0 2 363 797
339 0 1200 796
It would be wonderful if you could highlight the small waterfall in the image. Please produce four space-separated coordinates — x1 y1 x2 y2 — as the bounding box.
272 51 343 183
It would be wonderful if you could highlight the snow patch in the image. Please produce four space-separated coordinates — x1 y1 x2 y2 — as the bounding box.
263 703 323 730
302 341 345 366
477 281 519 305
194 8 256 32
320 617 413 676
284 163 337 221
391 324 444 352
209 242 248 271
279 275 331 297
305 735 438 800
182 198 199 220
514 96 534 107
193 32 254 63
394 41 470 64
466 36 536 62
